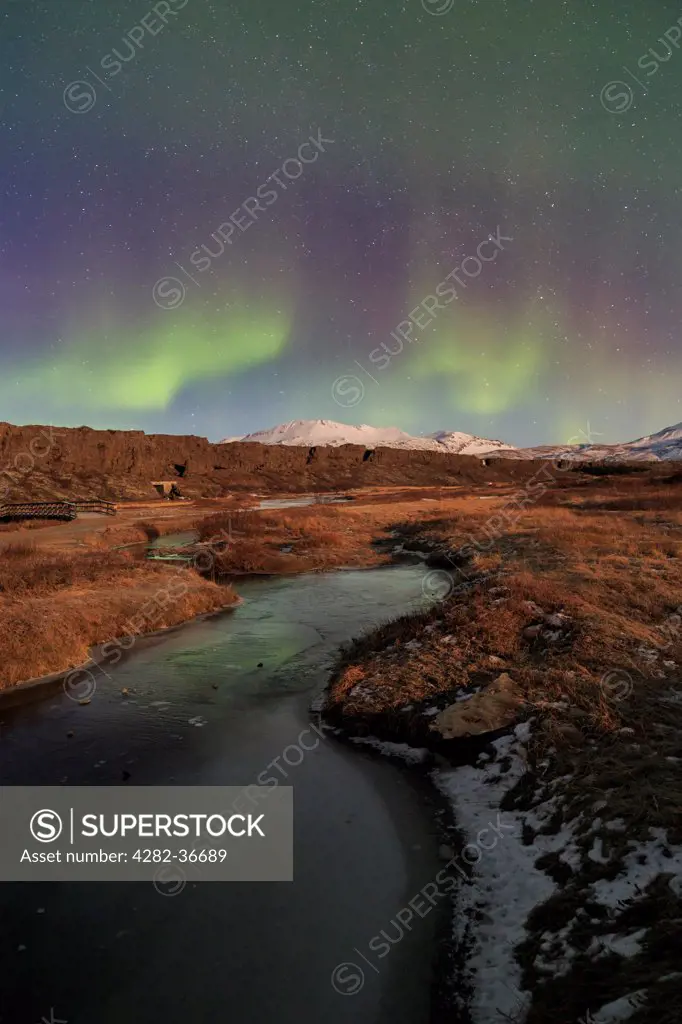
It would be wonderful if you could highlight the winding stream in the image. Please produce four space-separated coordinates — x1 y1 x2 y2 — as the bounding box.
0 565 445 1024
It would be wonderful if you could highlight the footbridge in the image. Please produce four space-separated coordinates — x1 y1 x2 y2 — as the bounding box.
0 500 116 522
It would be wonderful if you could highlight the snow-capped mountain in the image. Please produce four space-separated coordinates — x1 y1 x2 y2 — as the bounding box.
218 418 682 461
422 430 517 456
487 421 682 463
220 419 516 454
377 432 518 456
624 421 682 460
226 419 414 447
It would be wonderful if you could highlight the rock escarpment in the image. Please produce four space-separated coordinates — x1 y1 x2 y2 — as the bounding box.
0 421 670 501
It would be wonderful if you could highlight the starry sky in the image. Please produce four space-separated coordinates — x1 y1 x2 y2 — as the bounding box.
2 0 681 446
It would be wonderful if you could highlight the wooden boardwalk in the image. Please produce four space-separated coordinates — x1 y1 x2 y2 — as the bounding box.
0 500 116 522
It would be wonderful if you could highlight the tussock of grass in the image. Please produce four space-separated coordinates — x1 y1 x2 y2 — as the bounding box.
194 506 384 574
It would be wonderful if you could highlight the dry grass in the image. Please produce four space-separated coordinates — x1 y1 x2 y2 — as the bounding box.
0 519 60 533
327 476 681 751
323 475 682 1024
0 544 236 689
0 543 139 596
1 490 478 689
193 506 389 574
83 515 200 549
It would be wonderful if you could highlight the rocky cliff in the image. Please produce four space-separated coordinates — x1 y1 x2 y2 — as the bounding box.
0 421 662 502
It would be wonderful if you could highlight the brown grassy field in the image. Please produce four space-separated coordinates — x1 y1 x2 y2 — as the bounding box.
328 481 681 728
0 542 237 689
0 486 544 690
193 506 390 574
0 519 60 533
0 489 429 690
4 474 679 695
190 488 514 574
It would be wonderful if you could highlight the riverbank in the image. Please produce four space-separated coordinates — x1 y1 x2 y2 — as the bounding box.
0 542 237 690
0 490 417 692
323 474 682 1024
0 488 432 692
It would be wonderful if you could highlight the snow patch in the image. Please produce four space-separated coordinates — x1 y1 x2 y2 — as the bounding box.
585 990 647 1022
590 829 682 910
586 929 647 959
433 722 569 1022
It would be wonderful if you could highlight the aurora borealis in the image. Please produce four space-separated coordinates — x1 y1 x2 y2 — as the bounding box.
1 0 681 446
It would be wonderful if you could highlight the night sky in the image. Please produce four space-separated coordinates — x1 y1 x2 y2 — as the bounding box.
2 0 681 445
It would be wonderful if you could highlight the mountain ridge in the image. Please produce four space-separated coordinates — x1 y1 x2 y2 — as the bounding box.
220 418 682 461
221 418 518 456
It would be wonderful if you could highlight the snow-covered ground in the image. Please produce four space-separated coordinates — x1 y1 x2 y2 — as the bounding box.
340 713 682 1023
433 722 682 1023
434 722 551 1022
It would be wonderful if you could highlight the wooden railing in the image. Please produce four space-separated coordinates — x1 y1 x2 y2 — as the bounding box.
0 499 117 522
73 500 117 516
0 501 77 522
